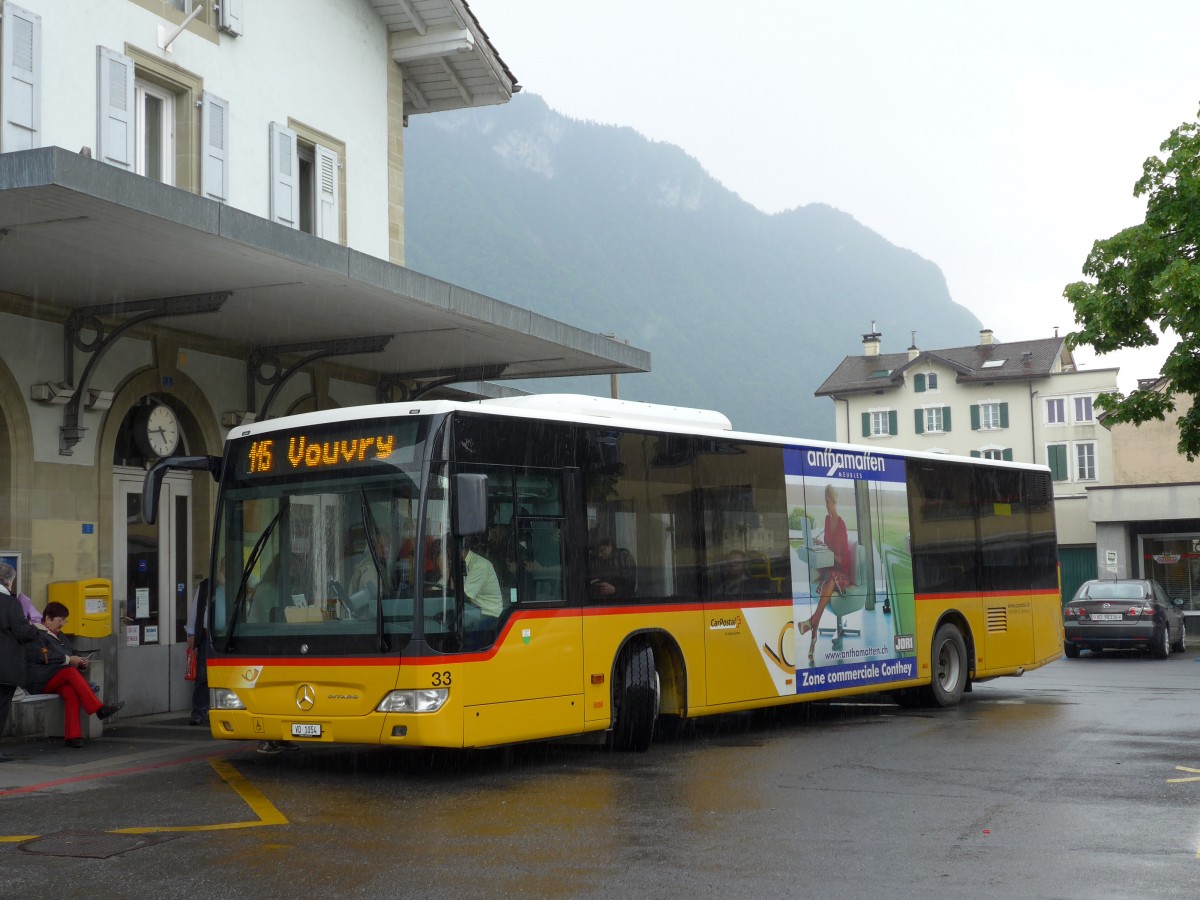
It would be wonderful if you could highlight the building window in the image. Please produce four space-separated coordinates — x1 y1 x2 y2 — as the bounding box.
97 47 205 194
972 401 1008 431
924 407 945 434
913 372 940 394
914 406 951 435
1045 398 1066 425
861 410 897 438
1075 441 1097 481
1047 443 1068 481
1074 395 1094 423
270 121 344 243
135 79 174 184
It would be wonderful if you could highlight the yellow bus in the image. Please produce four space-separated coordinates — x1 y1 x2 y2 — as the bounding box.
146 395 1062 751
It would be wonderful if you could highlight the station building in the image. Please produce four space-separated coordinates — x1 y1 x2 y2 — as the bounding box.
0 0 648 718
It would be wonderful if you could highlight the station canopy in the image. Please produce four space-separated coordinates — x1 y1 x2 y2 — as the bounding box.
0 148 648 400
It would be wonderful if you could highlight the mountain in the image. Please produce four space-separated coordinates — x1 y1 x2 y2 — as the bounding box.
403 93 980 439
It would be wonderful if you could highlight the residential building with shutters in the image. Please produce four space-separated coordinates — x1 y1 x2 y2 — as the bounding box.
815 327 1119 600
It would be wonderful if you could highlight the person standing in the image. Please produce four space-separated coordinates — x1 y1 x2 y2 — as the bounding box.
26 601 125 748
0 562 38 762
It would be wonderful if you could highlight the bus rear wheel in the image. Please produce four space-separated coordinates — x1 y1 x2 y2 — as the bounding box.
608 641 658 752
923 623 968 707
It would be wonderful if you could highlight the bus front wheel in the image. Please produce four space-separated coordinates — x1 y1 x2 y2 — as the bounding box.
608 641 658 752
925 623 968 707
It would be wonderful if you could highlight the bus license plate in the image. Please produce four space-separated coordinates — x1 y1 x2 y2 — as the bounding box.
1091 613 1122 621
291 723 322 738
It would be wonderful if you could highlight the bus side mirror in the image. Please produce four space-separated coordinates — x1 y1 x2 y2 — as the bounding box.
453 473 488 536
142 456 222 524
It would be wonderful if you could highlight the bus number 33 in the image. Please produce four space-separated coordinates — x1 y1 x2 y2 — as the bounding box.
431 671 452 686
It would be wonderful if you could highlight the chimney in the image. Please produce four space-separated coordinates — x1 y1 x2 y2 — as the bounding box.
862 321 882 357
979 328 994 346
908 330 919 361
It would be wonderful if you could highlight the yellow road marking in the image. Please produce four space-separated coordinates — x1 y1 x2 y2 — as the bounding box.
1 757 287 840
1164 766 1200 859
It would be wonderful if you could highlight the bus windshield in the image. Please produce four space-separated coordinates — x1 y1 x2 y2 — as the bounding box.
212 419 451 654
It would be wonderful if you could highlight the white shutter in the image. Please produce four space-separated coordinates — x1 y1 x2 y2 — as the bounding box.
96 46 134 171
314 143 340 243
268 121 298 228
201 92 229 202
218 0 244 36
0 3 41 151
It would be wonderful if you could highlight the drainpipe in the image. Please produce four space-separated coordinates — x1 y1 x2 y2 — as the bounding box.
1029 384 1038 462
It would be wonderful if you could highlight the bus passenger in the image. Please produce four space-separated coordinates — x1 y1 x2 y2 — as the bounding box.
588 535 635 599
716 550 755 595
458 539 503 630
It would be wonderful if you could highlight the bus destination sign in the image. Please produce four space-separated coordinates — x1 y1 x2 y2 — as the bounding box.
241 427 412 477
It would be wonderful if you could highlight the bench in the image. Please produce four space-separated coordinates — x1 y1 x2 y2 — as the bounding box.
13 690 104 739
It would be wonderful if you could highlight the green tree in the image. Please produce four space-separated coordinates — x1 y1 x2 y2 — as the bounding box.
1064 106 1200 458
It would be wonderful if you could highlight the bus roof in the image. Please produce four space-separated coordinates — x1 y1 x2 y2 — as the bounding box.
228 394 1050 474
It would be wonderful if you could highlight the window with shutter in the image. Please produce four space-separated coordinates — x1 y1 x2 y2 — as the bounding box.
274 121 346 243
868 410 892 438
1 3 40 152
914 374 926 393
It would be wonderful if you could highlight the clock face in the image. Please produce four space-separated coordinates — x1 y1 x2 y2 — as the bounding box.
143 404 180 457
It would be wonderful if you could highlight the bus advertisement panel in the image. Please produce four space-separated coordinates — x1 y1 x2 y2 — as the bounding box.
785 445 918 695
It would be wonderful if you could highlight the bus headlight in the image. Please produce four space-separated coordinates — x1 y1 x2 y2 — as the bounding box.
377 689 448 713
211 688 246 710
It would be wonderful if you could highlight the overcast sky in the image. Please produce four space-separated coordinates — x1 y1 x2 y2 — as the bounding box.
472 0 1198 392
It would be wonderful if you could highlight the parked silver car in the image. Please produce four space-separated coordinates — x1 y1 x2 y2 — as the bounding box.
1062 578 1187 659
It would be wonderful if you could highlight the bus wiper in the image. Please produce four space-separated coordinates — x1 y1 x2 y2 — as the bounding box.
223 505 286 650
359 490 389 652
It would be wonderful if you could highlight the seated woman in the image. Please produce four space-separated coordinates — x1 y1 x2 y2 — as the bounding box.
26 601 124 748
798 484 854 665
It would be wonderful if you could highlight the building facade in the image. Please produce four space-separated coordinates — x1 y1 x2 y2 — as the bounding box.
1089 380 1200 625
815 327 1119 599
0 0 649 720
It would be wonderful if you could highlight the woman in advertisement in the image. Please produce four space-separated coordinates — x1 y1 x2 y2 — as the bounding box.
799 484 853 664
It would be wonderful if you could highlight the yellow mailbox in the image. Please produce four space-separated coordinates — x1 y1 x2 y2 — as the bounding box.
48 578 113 638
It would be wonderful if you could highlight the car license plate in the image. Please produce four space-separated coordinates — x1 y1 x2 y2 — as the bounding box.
291 723 322 738
1091 613 1122 621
